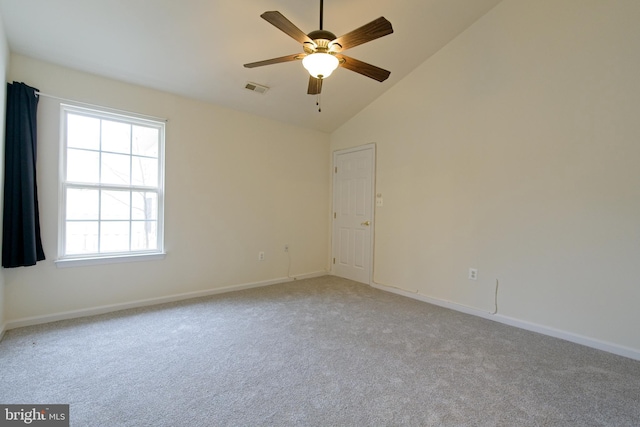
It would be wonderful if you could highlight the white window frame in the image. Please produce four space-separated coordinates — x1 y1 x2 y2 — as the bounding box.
55 104 166 268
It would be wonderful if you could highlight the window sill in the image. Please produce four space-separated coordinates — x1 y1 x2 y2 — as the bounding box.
55 252 166 268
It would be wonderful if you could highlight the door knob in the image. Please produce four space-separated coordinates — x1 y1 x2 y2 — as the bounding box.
361 220 371 226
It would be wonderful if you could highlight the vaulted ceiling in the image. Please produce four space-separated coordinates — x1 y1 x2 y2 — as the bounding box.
0 0 501 132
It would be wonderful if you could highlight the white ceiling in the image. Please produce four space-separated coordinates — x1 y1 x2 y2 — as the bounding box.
0 0 501 133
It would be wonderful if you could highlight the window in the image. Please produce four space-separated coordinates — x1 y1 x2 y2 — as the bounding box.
57 104 165 266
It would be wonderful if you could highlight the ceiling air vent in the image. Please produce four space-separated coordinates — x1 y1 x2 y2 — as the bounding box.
245 82 269 94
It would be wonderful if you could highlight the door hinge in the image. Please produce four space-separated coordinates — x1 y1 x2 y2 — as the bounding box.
333 258 336 264
334 212 336 219
335 166 338 173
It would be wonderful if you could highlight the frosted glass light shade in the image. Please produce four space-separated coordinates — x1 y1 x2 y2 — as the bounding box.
302 53 339 79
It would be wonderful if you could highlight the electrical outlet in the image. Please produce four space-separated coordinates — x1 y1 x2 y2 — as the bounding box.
258 251 265 261
468 268 478 280
284 244 289 252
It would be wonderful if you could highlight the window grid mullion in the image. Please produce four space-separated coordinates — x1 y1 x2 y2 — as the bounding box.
97 119 103 253
129 126 133 252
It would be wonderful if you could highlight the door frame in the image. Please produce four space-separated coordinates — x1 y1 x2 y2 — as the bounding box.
331 143 376 284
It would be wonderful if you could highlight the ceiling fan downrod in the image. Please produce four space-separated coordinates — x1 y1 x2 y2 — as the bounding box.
319 0 324 30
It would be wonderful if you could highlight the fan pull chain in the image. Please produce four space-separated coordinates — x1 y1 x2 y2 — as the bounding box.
317 93 322 112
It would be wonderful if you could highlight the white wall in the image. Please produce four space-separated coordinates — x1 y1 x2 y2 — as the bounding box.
0 12 9 336
5 54 330 322
331 0 640 353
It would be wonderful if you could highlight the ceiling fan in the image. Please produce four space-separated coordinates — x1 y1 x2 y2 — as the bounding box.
243 0 393 105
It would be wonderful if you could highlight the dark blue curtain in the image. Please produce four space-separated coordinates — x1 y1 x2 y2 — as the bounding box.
2 82 45 268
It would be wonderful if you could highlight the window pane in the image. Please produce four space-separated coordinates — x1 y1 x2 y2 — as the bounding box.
132 156 158 187
102 120 131 154
67 149 99 183
101 152 131 185
132 221 157 251
67 188 99 220
132 192 157 220
100 221 130 253
66 221 99 255
67 114 100 150
101 190 130 220
132 126 159 158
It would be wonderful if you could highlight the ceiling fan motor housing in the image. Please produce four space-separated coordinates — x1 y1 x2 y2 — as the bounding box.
307 29 336 42
305 29 340 54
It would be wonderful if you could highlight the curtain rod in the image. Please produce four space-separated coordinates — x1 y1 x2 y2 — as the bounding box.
34 91 168 123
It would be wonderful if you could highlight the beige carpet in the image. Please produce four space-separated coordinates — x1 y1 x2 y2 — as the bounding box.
1 275 639 426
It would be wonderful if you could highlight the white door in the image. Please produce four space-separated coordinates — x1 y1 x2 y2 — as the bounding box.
332 144 375 284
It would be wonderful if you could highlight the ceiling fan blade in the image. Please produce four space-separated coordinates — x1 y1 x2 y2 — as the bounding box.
307 76 323 95
330 17 393 51
244 53 304 68
261 11 314 45
336 54 391 82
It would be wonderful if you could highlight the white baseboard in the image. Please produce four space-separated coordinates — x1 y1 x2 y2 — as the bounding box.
0 322 6 343
5 270 328 331
370 281 640 362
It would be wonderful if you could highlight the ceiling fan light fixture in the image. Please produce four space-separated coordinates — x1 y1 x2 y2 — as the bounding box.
302 52 339 79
